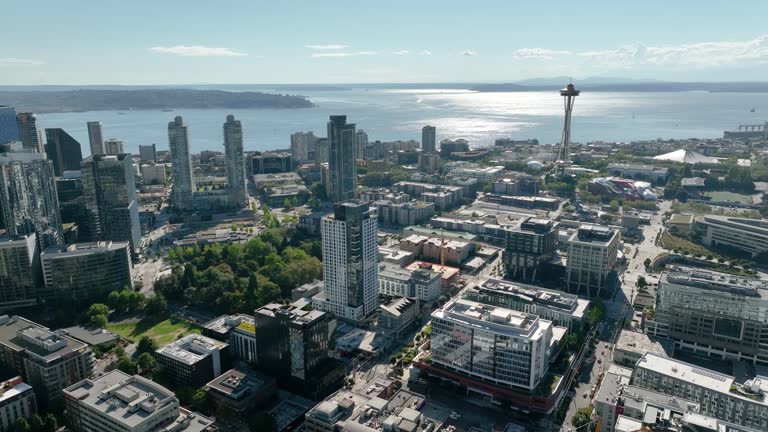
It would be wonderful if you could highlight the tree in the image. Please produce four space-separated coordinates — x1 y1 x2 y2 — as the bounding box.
87 303 109 318
137 336 158 354
636 276 648 289
29 414 44 432
643 258 652 268
15 418 31 432
116 358 138 374
43 413 58 432
283 198 293 209
91 314 108 328
138 352 157 371
146 294 168 315
609 200 620 212
572 406 593 430
192 389 208 412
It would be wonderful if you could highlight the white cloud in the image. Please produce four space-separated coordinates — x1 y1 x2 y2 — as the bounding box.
461 49 478 56
513 48 573 60
311 51 377 58
149 45 247 57
0 57 44 66
393 50 410 55
306 44 348 50
513 35 768 68
418 50 432 56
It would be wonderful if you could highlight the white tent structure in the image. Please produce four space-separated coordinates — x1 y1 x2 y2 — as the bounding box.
653 149 719 164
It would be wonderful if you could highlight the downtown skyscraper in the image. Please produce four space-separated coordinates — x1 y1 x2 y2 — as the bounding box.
168 116 195 210
44 128 83 176
87 121 105 156
327 115 357 203
223 115 247 208
422 125 436 154
81 154 141 253
0 106 19 145
313 200 379 322
16 113 44 153
0 151 62 248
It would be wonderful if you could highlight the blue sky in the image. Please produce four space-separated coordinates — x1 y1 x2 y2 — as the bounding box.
3 0 768 84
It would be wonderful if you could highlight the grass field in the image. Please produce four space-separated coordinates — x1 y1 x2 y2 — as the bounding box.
704 191 753 204
107 317 201 345
660 232 719 258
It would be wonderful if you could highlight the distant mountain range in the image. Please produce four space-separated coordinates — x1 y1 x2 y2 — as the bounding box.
0 89 314 113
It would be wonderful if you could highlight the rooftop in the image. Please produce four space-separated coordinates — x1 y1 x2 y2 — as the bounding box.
615 330 670 358
380 297 417 318
156 334 228 365
256 300 328 326
63 370 215 431
0 315 88 362
637 354 725 390
62 325 119 346
42 241 129 258
205 368 274 399
569 224 618 245
0 377 32 403
201 314 255 337
474 278 585 315
434 298 549 338
661 266 768 298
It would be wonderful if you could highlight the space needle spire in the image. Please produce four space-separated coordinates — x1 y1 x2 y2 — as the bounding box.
555 82 580 178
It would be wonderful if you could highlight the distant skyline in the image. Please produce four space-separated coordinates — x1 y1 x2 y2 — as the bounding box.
3 1 768 85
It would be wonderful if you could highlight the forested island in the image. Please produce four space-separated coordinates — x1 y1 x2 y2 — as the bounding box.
0 88 314 113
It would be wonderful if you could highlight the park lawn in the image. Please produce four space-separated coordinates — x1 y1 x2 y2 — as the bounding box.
704 191 752 204
107 317 201 345
660 232 719 258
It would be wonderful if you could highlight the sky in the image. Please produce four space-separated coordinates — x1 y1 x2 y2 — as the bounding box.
3 0 768 85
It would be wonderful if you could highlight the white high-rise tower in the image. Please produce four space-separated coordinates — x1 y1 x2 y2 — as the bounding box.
168 116 195 210
223 115 247 208
313 200 379 322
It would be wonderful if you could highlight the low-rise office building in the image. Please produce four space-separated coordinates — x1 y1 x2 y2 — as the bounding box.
694 215 768 258
606 163 669 182
430 298 556 392
612 329 671 366
378 263 441 302
64 370 216 432
504 218 559 282
255 301 342 398
305 378 426 432
566 224 620 296
463 278 589 329
0 315 94 405
205 368 276 414
156 334 231 388
40 241 132 302
0 377 36 431
422 237 474 266
201 314 257 364
378 297 420 339
140 163 166 185
632 353 768 431
372 200 435 227
250 152 291 175
646 266 768 365
595 367 700 432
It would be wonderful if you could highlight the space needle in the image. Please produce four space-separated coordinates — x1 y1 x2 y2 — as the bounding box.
555 82 580 178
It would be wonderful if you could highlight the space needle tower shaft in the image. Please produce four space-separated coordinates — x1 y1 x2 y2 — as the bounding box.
557 83 580 177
